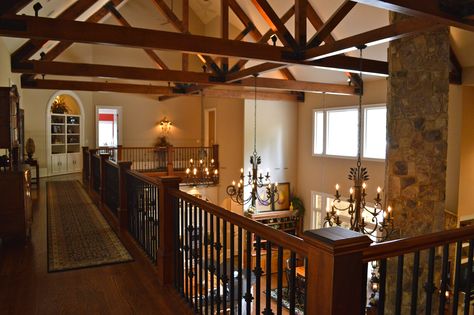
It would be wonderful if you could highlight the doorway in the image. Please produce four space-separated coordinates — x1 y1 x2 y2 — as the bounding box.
204 108 216 146
96 106 122 147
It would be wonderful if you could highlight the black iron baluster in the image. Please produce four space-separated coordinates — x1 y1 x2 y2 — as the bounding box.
438 244 449 314
216 217 221 314
223 220 228 314
255 236 262 314
230 224 235 315
463 240 473 315
193 205 198 312
210 214 215 315
362 262 368 315
410 251 420 315
238 227 243 315
378 258 387 315
452 241 462 314
425 248 435 314
189 201 194 306
245 231 253 315
184 200 190 302
199 207 203 315
180 198 185 296
277 246 283 315
289 251 296 314
304 257 308 313
264 240 272 315
178 198 183 295
204 210 209 315
395 255 404 315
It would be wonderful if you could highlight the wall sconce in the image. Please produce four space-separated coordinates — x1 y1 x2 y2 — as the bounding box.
159 116 172 133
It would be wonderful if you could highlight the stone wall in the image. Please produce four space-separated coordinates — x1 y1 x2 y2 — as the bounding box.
385 13 450 238
384 13 450 314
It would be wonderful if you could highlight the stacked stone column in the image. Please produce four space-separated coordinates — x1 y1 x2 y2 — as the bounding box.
384 13 449 314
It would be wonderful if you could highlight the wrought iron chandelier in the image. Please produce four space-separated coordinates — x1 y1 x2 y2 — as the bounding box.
324 45 394 242
185 89 218 186
226 74 278 212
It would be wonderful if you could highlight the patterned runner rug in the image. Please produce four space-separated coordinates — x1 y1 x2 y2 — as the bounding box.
47 180 132 272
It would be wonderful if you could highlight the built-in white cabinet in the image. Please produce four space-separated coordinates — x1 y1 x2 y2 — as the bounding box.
48 113 82 175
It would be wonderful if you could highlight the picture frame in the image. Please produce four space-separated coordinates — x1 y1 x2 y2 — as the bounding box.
255 182 291 212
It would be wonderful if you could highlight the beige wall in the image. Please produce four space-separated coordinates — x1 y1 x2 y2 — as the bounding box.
243 98 298 212
297 79 387 230
457 86 474 220
446 85 463 213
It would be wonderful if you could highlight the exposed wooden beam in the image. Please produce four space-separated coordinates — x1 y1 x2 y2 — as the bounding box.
13 60 356 94
106 2 168 70
10 0 98 64
307 0 356 49
0 15 287 64
303 17 436 61
239 77 354 94
450 46 462 85
228 2 296 80
295 0 307 47
309 55 388 76
251 0 299 50
150 0 222 75
221 0 229 72
226 62 288 82
351 0 474 31
22 78 176 95
201 88 304 102
0 0 32 16
0 15 389 77
306 2 362 91
182 0 189 71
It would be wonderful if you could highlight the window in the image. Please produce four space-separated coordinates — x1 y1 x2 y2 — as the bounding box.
364 106 386 159
313 105 386 159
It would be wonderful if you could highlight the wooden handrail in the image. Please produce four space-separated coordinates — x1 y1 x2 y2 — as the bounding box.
125 169 161 187
363 225 474 262
169 188 308 256
104 158 119 168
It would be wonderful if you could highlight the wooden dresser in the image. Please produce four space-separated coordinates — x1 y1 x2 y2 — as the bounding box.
0 168 32 242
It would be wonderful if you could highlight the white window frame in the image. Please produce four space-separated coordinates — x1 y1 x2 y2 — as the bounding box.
312 104 386 161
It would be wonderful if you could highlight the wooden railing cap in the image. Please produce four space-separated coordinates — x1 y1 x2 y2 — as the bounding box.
303 227 372 255
156 175 182 185
117 160 132 168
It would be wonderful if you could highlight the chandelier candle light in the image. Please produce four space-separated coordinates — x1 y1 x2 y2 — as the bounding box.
185 89 218 186
226 74 278 213
324 45 394 242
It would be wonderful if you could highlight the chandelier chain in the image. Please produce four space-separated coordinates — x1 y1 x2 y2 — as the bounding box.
357 47 363 167
253 74 258 155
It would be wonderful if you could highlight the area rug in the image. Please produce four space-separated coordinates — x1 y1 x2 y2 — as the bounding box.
47 180 133 272
269 288 305 315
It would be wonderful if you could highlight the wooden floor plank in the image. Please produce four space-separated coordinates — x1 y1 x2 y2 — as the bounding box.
0 174 194 315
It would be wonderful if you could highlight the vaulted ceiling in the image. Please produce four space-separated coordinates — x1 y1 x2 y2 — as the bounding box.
0 0 472 101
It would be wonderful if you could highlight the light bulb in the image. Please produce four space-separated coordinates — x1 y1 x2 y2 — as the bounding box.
362 183 367 189
335 184 339 190
350 187 354 194
377 186 381 193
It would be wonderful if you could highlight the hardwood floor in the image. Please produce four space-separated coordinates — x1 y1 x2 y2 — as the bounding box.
0 174 194 315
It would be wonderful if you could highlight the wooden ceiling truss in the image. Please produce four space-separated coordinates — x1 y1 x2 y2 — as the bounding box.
1 0 471 99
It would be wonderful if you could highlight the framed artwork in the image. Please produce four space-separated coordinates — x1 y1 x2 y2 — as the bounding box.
255 182 291 212
274 182 290 210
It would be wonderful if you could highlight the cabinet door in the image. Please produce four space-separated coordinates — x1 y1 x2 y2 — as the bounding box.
67 153 82 172
51 154 66 174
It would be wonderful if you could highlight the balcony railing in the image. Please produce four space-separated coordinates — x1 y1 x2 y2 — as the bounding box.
83 147 474 315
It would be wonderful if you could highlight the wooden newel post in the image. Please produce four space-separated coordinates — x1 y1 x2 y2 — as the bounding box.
156 176 181 285
82 146 89 184
88 149 97 192
167 145 174 175
303 227 372 315
118 161 132 229
99 153 111 206
117 145 123 161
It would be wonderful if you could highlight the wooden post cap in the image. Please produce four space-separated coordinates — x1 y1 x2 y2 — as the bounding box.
303 226 372 255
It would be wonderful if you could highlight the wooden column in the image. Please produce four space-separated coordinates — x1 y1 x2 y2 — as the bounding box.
166 145 174 175
156 176 181 285
88 149 97 192
118 161 132 229
82 146 89 184
117 144 123 161
303 227 372 315
99 153 111 206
